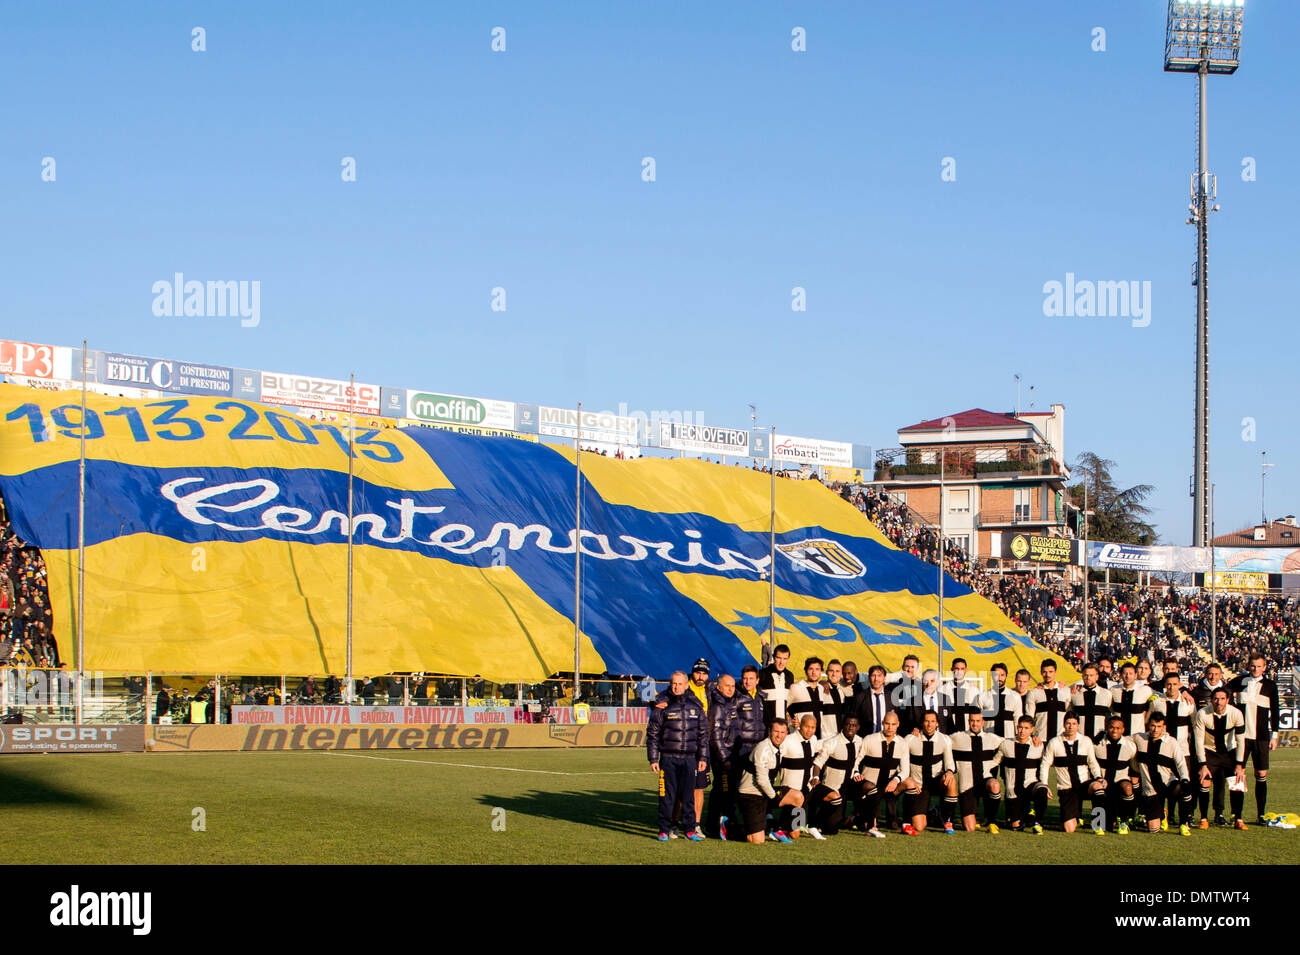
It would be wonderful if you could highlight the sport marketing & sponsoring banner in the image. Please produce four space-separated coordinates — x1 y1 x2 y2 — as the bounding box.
0 724 145 754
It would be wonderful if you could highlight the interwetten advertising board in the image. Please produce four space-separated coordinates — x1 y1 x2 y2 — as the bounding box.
146 723 648 751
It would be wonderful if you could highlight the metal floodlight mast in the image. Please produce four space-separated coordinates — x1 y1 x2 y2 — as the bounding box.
1164 0 1243 547
1164 0 1244 74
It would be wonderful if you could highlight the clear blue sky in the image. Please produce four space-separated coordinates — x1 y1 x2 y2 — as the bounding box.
1 1 1295 544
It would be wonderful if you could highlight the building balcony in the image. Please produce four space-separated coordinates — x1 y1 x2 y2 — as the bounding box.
872 442 1065 482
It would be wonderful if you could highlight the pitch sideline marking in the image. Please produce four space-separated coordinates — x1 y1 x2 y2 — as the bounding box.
324 750 646 776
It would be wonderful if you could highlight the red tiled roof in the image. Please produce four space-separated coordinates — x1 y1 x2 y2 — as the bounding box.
1211 521 1300 548
899 408 1028 433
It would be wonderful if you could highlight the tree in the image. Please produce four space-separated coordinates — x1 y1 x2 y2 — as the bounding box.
1067 452 1157 546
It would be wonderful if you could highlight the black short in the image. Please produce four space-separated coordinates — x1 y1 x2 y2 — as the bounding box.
1203 751 1237 781
958 787 984 818
806 783 834 807
905 776 947 817
1242 737 1270 772
1143 792 1168 819
737 793 769 835
696 767 711 789
1058 787 1084 822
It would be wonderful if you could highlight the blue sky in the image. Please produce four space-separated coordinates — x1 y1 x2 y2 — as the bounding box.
1 1 1294 544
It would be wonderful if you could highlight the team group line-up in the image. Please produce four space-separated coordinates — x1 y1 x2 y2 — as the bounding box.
645 648 1280 843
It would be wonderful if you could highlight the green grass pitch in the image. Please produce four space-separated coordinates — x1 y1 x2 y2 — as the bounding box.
2 747 1297 864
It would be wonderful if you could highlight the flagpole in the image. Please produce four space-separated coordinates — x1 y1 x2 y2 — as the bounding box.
937 448 944 679
1210 482 1216 662
574 401 583 702
768 425 776 663
345 373 355 704
76 339 87 725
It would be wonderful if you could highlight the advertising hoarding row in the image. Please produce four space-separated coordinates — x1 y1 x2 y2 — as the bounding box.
3 338 864 466
230 704 648 725
146 722 649 752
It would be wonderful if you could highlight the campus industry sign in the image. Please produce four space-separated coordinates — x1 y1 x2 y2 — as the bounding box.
1003 534 1079 565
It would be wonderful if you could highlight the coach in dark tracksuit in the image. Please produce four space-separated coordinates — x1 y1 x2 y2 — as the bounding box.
718 668 768 836
647 672 710 837
703 678 739 837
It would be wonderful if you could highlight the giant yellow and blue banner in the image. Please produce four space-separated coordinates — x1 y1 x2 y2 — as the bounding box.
0 384 1073 681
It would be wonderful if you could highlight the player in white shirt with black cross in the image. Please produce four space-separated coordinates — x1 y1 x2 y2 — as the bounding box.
1039 712 1105 834
949 710 1004 832
1110 662 1155 737
1192 687 1247 829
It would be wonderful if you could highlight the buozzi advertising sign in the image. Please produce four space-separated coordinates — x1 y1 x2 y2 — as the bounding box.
261 372 381 415
407 391 515 430
658 422 750 457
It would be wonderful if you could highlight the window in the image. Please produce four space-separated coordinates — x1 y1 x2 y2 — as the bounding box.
948 488 970 513
888 489 908 506
1014 487 1031 521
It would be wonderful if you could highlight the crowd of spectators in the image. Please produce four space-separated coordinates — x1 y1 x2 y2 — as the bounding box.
837 482 1297 680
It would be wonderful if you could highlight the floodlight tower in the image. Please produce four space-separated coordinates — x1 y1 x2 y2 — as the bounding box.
1164 0 1244 547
